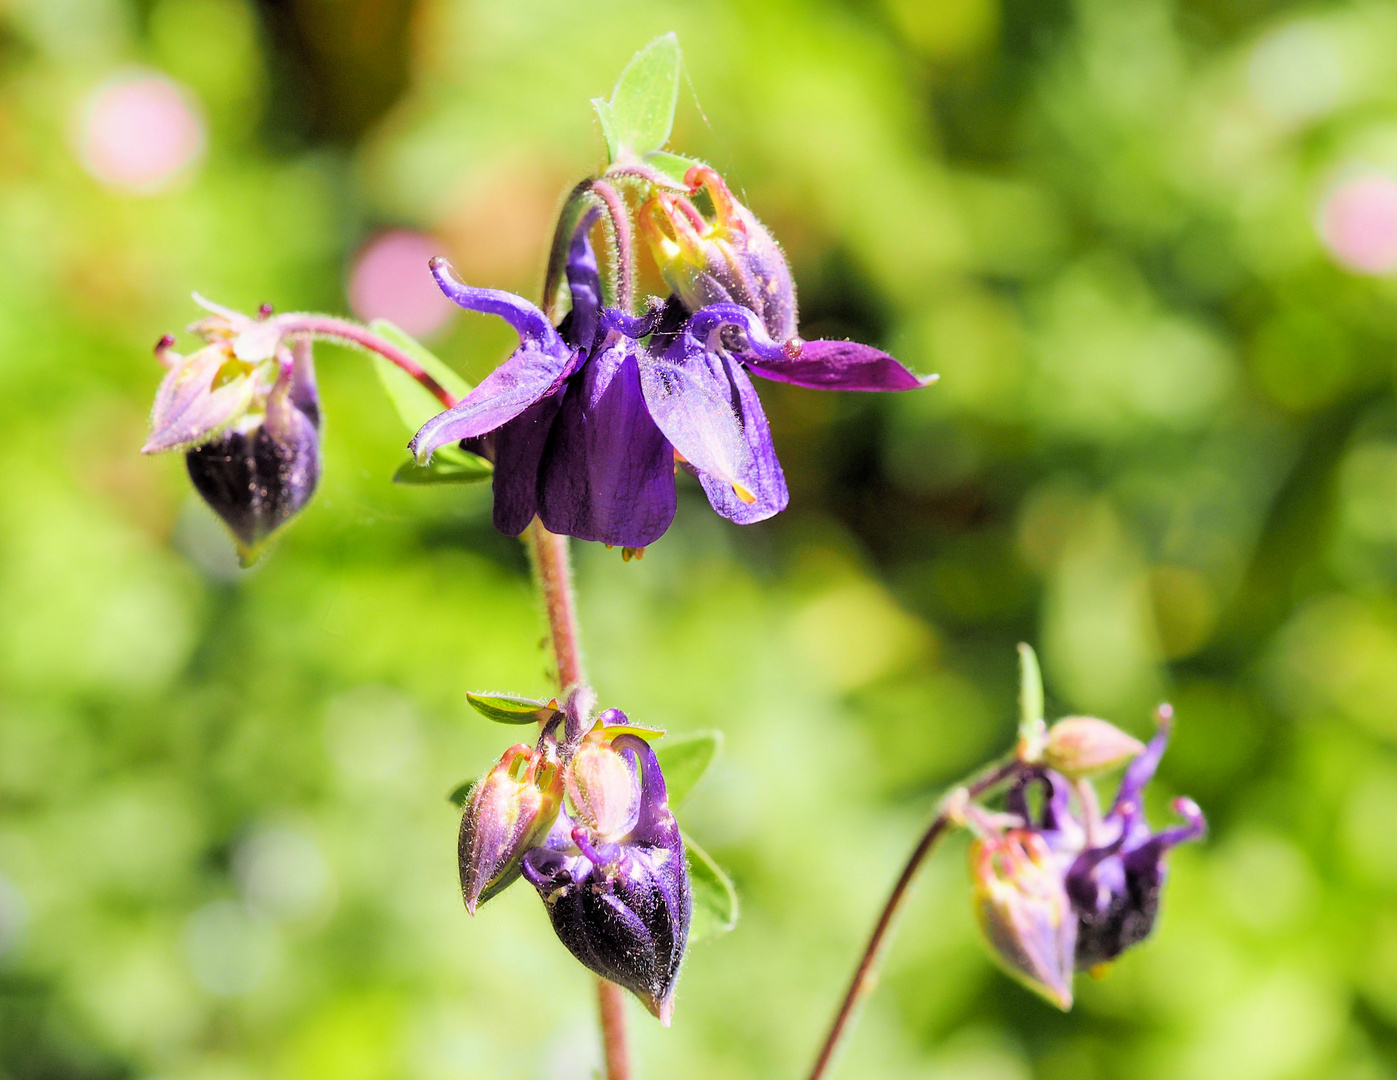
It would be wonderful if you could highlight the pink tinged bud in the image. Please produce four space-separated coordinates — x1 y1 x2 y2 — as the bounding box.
639 165 798 342
458 745 562 914
971 830 1076 1010
1042 718 1147 780
142 342 264 455
565 741 640 839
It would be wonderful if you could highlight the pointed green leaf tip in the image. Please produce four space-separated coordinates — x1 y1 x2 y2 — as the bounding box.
592 32 681 163
1016 643 1047 762
684 832 738 942
465 692 561 725
653 729 721 806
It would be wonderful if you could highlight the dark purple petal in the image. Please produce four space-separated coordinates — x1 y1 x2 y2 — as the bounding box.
745 338 934 392
409 340 579 462
537 340 677 547
490 392 566 537
563 208 602 352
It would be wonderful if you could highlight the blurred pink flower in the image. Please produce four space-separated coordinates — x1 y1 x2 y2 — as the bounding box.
79 71 205 194
1318 174 1397 275
347 230 456 339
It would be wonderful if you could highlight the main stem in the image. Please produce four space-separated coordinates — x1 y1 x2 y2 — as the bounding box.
526 521 631 1080
806 761 1017 1080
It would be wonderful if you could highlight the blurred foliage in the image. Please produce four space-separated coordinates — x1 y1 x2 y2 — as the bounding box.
2 0 1397 1078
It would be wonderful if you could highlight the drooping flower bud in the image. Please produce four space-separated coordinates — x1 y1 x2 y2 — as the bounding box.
184 343 320 557
523 731 690 1024
640 165 797 342
144 299 322 560
459 743 563 914
1042 717 1146 780
566 738 641 838
970 829 1076 1010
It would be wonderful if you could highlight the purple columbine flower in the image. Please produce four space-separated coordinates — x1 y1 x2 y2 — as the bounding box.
409 207 933 548
1004 710 1205 973
521 728 690 1025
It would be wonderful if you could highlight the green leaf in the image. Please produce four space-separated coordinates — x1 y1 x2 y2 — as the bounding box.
642 150 702 187
447 779 476 808
368 318 471 435
654 730 721 806
684 832 738 942
592 32 681 162
466 691 560 725
1017 642 1047 758
392 446 492 485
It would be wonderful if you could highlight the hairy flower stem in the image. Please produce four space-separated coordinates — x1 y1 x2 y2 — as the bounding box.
807 760 1019 1080
525 520 631 1080
274 316 460 408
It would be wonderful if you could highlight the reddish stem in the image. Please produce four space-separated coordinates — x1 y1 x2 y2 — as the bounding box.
806 760 1018 1080
275 315 460 409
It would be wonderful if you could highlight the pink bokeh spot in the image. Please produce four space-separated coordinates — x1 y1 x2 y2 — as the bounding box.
79 71 205 194
1318 174 1397 275
348 230 456 340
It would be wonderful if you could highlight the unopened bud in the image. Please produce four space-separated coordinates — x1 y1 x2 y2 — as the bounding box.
566 739 640 839
971 829 1076 1010
1042 718 1146 779
459 743 563 914
640 165 797 342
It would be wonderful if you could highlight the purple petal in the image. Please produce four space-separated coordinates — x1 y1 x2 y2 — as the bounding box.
409 340 579 462
564 208 602 351
1110 717 1171 820
143 344 260 454
745 338 934 391
490 392 565 537
537 340 677 547
639 329 787 521
694 358 787 524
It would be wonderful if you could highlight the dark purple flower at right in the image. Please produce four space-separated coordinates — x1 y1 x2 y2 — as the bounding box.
1062 710 1206 970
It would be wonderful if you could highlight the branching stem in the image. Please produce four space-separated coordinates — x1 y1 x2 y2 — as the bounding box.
274 315 460 408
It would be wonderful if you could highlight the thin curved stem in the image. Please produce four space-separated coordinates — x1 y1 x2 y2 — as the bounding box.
591 179 633 313
525 520 630 1080
806 760 1018 1080
274 315 460 409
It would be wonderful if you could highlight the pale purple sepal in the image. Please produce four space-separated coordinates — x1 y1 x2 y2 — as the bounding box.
143 344 262 454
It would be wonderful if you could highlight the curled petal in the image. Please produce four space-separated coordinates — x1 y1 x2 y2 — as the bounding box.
563 208 602 351
537 340 677 547
430 259 561 346
745 338 934 392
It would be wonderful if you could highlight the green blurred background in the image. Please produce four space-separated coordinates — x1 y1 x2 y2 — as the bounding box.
3 0 1397 1077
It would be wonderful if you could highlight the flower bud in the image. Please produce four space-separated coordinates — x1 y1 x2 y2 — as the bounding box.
184 346 320 558
523 733 690 1024
459 743 563 914
640 165 797 342
1042 717 1146 779
566 739 640 838
970 829 1076 1009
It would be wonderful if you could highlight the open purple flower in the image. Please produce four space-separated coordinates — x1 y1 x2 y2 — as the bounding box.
409 208 933 547
1002 710 1205 974
521 730 690 1024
